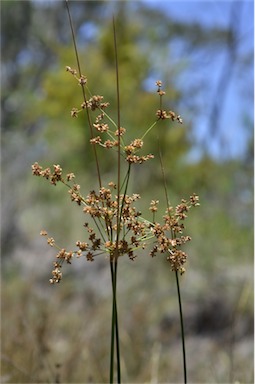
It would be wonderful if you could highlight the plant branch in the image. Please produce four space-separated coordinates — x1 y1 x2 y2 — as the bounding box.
65 0 102 188
158 134 187 383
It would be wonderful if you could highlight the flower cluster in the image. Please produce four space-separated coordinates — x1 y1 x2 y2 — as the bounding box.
32 163 64 185
33 163 147 282
81 95 110 111
32 72 199 283
66 65 87 85
33 160 199 282
155 80 183 123
66 65 155 165
149 194 199 274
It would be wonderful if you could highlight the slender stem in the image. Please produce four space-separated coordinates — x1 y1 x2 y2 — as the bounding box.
110 260 115 384
119 163 131 219
113 17 121 244
141 120 158 141
158 134 187 383
157 137 171 209
113 16 121 383
65 0 102 188
114 260 121 384
109 258 121 384
175 270 187 384
109 18 122 384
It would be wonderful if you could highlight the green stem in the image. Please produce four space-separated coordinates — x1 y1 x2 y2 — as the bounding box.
109 258 121 384
175 270 187 384
114 260 121 383
65 0 102 188
157 135 187 383
110 260 115 384
141 120 158 141
112 17 121 384
119 163 131 219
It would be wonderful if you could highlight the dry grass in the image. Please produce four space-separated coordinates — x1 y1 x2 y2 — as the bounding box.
2 245 253 383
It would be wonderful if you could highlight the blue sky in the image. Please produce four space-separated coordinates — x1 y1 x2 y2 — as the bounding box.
142 0 254 160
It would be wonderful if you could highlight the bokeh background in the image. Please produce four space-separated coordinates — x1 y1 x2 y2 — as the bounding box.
1 1 254 383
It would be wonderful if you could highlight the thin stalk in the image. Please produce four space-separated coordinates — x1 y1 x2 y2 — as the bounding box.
65 0 102 188
157 137 171 209
114 259 121 384
110 260 115 384
109 258 121 384
175 270 187 384
109 17 122 384
119 163 131 219
113 17 121 242
120 163 131 193
158 135 187 383
113 15 121 382
141 120 158 141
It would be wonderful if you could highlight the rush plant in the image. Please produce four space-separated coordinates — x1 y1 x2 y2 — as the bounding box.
32 2 199 383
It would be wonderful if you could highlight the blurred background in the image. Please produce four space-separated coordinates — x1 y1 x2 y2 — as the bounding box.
1 1 253 383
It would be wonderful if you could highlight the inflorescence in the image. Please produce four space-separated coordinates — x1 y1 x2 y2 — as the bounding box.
32 71 199 283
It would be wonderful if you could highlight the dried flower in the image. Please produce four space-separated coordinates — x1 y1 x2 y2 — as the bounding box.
79 75 87 85
115 127 126 136
71 108 79 118
66 173 75 181
90 136 102 145
47 237 55 247
93 123 109 132
189 193 200 206
155 80 162 87
50 266 62 284
149 200 159 213
66 66 77 76
32 162 42 176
